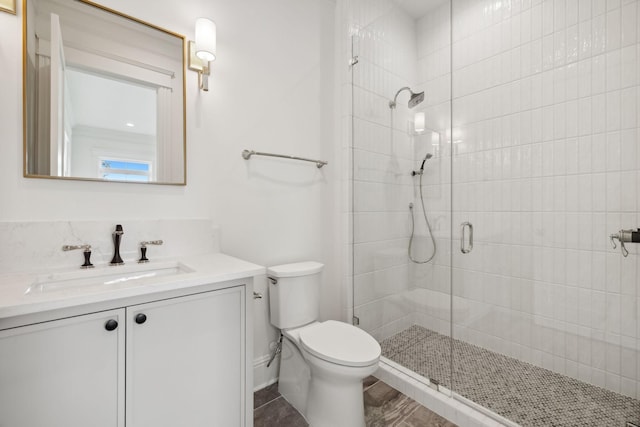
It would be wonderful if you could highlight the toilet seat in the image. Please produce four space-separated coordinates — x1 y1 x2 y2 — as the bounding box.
299 320 380 367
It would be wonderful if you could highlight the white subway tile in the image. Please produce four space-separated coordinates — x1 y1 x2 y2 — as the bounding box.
594 0 607 18
606 9 622 51
592 14 607 55
591 94 607 134
621 87 637 129
621 1 638 47
555 0 567 31
605 171 622 210
579 20 592 59
621 45 638 87
592 54 607 94
579 1 592 23
605 131 621 170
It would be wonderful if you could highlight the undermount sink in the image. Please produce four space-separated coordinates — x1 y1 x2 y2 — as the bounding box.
25 262 194 294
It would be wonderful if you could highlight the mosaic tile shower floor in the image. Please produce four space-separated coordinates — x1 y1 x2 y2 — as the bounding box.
381 325 640 427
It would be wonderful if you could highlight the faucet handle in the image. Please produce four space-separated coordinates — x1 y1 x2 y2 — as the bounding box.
62 244 94 269
140 240 163 247
62 244 91 252
138 240 163 263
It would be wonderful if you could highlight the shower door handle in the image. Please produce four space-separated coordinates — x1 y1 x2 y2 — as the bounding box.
461 222 473 254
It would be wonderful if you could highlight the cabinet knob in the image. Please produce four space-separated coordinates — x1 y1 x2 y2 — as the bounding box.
135 313 147 324
104 319 118 331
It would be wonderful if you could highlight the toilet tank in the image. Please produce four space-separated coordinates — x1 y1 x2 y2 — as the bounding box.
267 262 324 330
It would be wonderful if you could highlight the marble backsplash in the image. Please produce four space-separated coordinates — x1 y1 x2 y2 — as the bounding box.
0 219 220 275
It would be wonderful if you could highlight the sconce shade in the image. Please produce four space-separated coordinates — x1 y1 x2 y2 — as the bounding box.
195 17 216 62
414 112 425 133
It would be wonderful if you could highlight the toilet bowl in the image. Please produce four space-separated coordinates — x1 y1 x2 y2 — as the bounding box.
278 321 380 427
268 262 381 427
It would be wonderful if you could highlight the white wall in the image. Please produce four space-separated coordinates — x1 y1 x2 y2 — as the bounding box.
0 0 338 390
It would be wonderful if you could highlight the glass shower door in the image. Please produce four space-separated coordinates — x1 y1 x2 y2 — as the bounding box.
450 0 640 425
348 0 453 391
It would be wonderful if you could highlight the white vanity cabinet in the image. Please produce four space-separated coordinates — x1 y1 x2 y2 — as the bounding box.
126 286 245 427
0 309 126 427
0 284 249 427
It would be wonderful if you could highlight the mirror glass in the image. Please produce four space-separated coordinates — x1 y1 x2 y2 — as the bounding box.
23 0 186 184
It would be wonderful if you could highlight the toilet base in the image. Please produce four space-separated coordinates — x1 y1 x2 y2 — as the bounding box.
278 337 310 416
277 324 380 427
303 350 377 427
306 372 366 427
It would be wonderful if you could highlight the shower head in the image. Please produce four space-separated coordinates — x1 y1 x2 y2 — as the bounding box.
408 91 425 109
389 87 425 109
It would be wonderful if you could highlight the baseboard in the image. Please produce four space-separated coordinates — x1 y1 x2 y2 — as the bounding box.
253 354 280 391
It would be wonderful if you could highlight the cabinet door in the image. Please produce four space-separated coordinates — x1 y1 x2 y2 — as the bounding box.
126 286 245 427
0 309 125 427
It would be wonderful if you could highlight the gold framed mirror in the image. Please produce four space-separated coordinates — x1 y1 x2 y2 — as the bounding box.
23 0 186 185
0 0 16 14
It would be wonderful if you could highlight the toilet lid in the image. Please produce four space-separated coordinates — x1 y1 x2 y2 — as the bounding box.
299 320 381 367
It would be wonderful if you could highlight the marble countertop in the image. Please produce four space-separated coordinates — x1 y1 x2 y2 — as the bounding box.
0 252 265 325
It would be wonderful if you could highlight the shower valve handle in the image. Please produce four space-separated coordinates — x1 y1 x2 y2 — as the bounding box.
609 228 640 257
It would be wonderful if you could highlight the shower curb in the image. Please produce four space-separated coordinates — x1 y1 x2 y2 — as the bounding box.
375 357 519 427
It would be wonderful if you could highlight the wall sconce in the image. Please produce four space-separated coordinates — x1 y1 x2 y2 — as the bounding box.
188 17 216 91
414 112 425 134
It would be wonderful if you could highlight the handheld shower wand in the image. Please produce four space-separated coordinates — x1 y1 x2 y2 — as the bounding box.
411 153 433 176
408 153 436 264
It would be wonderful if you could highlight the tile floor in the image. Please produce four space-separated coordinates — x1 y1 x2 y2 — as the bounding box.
381 325 640 427
253 376 457 427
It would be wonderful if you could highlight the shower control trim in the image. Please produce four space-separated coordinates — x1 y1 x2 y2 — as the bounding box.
609 228 640 257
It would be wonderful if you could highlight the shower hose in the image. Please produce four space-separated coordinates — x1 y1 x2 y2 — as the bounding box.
408 171 437 264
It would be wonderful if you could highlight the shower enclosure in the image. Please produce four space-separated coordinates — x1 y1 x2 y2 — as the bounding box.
347 0 640 425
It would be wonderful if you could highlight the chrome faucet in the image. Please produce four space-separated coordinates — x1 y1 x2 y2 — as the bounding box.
110 224 124 265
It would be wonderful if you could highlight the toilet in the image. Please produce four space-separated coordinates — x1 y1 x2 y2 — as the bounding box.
268 262 381 427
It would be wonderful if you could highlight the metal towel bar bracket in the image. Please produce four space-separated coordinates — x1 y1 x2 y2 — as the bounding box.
242 149 328 168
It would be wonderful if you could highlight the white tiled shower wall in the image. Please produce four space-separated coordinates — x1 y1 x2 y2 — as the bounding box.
447 0 640 399
347 0 455 338
348 0 640 401
346 0 454 341
348 0 416 337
